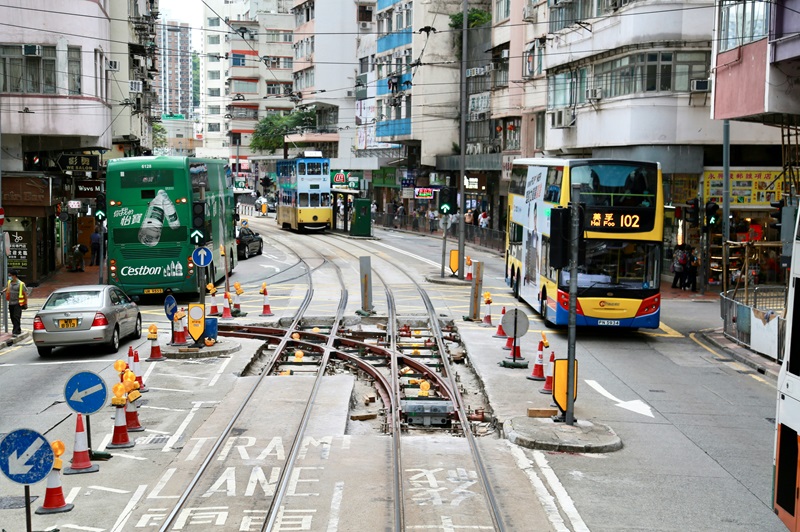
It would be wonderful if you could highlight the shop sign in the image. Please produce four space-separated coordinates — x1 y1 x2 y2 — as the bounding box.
414 187 434 199
502 155 515 182
402 188 414 199
58 154 99 172
330 170 361 190
75 180 103 198
704 169 783 206
7 231 30 271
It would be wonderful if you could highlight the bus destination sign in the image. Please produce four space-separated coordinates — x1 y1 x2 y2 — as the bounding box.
584 207 655 233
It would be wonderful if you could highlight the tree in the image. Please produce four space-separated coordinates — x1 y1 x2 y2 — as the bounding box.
250 110 316 154
448 9 492 58
192 53 200 108
152 122 167 149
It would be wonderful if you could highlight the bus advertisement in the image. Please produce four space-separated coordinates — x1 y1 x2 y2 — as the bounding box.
276 151 332 231
506 158 664 329
105 156 237 296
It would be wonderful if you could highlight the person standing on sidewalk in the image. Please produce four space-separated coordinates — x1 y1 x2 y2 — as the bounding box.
686 246 699 292
671 244 686 289
90 228 101 266
3 270 30 336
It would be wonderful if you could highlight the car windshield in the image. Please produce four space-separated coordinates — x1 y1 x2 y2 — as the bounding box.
44 291 103 309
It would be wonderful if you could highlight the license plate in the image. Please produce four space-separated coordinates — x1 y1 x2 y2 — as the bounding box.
59 319 78 329
144 288 164 294
597 320 620 326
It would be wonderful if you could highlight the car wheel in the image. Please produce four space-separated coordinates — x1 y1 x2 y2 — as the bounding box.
133 314 142 339
244 245 251 260
108 326 120 354
257 242 263 255
37 346 52 357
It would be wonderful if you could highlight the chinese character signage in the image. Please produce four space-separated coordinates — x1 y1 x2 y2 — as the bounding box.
58 154 99 172
414 188 433 199
704 169 783 205
7 231 30 271
585 207 656 233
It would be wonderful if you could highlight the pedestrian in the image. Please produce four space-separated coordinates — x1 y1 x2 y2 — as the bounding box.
464 209 474 239
428 208 437 233
479 210 489 230
72 243 86 272
671 244 686 289
3 269 30 336
90 228 101 266
686 246 699 292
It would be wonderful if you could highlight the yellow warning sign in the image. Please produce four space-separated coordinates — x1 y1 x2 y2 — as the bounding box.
187 303 206 342
552 358 578 412
449 250 459 274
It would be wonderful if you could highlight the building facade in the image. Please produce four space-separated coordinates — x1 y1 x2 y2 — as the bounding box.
155 20 193 118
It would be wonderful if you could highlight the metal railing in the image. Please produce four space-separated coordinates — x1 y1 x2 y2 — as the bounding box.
373 213 507 252
720 286 787 363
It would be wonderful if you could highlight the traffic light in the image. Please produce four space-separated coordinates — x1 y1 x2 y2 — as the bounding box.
191 201 206 245
770 199 785 231
685 198 699 226
260 176 273 195
705 201 719 227
95 193 106 221
438 186 454 215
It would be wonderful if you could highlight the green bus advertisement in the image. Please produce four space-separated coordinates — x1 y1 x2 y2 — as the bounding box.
105 156 237 296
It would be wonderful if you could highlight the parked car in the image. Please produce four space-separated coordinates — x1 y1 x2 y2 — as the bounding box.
32 285 141 357
236 226 263 259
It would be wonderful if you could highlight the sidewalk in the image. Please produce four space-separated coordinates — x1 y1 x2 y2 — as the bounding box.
27 265 105 305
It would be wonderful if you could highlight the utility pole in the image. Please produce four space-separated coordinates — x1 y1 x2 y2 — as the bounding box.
457 0 468 280
0 92 6 334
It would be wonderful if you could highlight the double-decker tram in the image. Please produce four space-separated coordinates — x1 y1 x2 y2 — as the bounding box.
105 156 237 296
505 158 664 329
774 208 800 529
275 150 332 231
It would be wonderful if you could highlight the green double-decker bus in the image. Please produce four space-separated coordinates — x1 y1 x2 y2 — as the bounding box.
105 156 237 296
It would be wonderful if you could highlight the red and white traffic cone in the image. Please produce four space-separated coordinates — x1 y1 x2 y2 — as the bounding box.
63 414 99 475
233 292 241 312
260 286 274 316
147 330 163 361
126 345 134 374
466 261 473 281
172 318 187 345
125 395 144 432
208 292 221 316
502 336 514 351
527 341 546 381
482 304 493 327
182 311 190 339
220 292 234 319
107 404 134 449
35 465 74 514
493 307 507 338
540 351 555 394
132 350 147 392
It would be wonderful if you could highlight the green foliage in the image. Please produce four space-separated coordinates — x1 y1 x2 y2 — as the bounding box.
449 9 492 59
452 142 460 154
250 110 317 154
152 122 167 148
192 53 200 108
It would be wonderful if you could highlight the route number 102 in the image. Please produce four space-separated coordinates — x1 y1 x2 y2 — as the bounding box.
620 214 640 228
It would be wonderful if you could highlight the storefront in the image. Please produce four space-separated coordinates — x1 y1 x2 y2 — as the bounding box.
2 173 69 284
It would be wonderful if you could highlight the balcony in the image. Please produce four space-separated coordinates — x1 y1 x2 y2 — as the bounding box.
376 117 410 138
377 28 412 54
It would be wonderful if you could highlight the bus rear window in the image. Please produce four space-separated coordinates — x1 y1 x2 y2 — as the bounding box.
119 169 175 189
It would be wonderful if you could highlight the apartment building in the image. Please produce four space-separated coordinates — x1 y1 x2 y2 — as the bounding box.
155 21 193 117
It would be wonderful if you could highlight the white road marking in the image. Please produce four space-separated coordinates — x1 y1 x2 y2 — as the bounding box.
162 401 217 453
65 486 81 503
533 450 590 531
110 484 148 532
326 480 345 531
507 443 569 532
88 485 131 494
373 241 439 267
208 357 232 386
585 379 654 417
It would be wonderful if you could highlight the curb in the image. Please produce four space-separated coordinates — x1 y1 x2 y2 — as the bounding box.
160 340 242 359
503 416 623 453
699 330 780 382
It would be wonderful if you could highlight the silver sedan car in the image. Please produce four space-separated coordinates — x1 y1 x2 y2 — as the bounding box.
32 285 141 357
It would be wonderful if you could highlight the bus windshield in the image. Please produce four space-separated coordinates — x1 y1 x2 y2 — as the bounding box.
571 163 657 207
560 240 661 289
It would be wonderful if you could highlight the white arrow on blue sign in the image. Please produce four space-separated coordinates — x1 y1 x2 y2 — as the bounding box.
164 295 178 322
192 246 212 268
0 429 54 485
64 371 108 415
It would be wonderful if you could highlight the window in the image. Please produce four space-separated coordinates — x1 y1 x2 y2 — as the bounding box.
209 70 220 80
208 123 221 132
208 35 220 45
592 51 710 98
208 17 220 27
208 88 220 97
281 57 293 69
495 0 510 20
231 80 257 93
232 54 246 66
266 82 290 95
208 105 220 115
719 0 768 52
534 112 545 151
209 54 220 63
358 5 373 22
68 46 81 95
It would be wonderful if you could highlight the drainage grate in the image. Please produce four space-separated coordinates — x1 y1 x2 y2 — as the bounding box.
136 434 171 445
0 496 37 509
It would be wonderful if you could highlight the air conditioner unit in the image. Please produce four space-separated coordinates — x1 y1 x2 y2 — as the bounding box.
476 66 485 75
557 0 574 4
129 80 143 93
485 63 495 72
106 60 120 72
366 5 374 11
523 5 537 22
690 79 711 92
501 49 509 59
550 109 575 129
602 0 618 11
586 88 602 101
23 44 42 57
360 21 371 30
477 112 488 120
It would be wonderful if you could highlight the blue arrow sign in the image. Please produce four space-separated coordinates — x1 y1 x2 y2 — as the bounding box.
64 371 107 415
0 429 54 485
192 246 212 268
164 295 178 321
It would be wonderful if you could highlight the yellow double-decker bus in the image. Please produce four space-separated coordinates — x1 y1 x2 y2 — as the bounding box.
505 158 664 329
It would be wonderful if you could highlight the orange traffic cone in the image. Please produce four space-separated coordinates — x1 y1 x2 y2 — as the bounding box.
220 292 234 319
35 449 74 515
493 307 507 338
502 335 514 351
126 345 134 374
172 317 187 345
482 304 493 327
106 405 134 449
527 341 545 381
466 261 473 281
133 350 147 392
540 351 555 394
147 327 163 361
208 291 221 316
125 395 143 432
63 414 98 475
260 284 274 316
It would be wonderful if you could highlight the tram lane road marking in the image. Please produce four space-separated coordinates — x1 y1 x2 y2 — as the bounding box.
689 332 774 387
585 379 654 417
